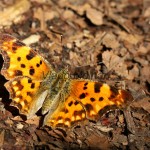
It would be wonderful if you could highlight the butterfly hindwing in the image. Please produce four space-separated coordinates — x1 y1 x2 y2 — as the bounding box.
44 80 133 128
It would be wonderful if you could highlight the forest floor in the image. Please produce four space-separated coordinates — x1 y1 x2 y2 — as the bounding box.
0 0 149 149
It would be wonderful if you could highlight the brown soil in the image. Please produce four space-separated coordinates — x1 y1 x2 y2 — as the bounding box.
0 0 149 149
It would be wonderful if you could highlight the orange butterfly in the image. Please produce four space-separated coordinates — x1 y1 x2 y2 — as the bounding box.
0 34 133 128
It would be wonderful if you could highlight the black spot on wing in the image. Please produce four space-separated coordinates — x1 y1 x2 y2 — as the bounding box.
40 60 42 64
65 118 71 122
94 82 102 93
90 97 95 102
109 86 119 99
68 101 73 107
79 93 86 99
12 47 17 51
36 63 40 67
28 79 32 83
56 116 63 121
85 104 93 112
27 92 32 96
99 97 104 101
12 40 25 51
31 83 35 89
24 99 28 105
18 95 23 100
21 64 26 68
83 82 88 90
13 40 26 46
74 110 85 117
74 101 79 105
26 51 35 60
83 87 87 90
84 82 88 86
29 68 35 75
17 57 21 61
15 81 24 91
64 109 68 113
15 70 23 76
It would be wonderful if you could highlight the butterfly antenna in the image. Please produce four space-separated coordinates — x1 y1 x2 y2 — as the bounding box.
49 29 63 44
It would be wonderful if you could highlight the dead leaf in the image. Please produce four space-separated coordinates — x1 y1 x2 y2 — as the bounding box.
128 64 140 80
23 34 40 45
132 97 150 114
118 31 143 45
141 65 150 82
102 51 130 79
102 33 119 49
86 8 103 25
25 116 40 126
0 0 31 26
0 130 5 147
62 9 75 19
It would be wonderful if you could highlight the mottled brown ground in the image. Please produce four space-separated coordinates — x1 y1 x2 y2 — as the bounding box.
0 0 149 149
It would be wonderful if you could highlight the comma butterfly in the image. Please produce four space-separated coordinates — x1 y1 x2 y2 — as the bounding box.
0 34 133 128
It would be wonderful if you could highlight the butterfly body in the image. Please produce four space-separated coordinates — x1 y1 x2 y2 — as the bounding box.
0 34 133 128
41 69 71 115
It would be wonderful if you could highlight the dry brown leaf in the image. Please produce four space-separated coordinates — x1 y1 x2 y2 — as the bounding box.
102 33 119 49
74 3 91 16
33 6 59 31
137 45 149 55
0 130 5 147
74 18 87 28
31 0 47 3
128 64 140 80
118 31 143 45
144 7 150 17
69 51 79 61
134 57 149 65
4 118 14 127
102 51 130 78
132 97 150 114
108 12 131 33
23 34 40 45
25 116 40 126
58 1 91 16
86 8 103 25
141 65 150 82
62 9 75 19
143 0 150 17
86 131 110 149
0 0 31 26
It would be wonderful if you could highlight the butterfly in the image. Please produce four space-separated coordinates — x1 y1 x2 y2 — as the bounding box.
0 34 133 128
